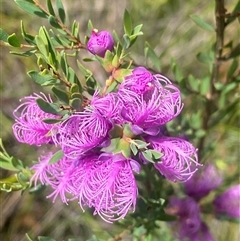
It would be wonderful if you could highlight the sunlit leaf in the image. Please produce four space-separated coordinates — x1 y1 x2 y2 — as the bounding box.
14 0 48 18
7 33 21 47
123 9 132 36
190 14 215 31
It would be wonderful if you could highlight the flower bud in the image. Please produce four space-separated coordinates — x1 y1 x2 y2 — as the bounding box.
87 29 114 57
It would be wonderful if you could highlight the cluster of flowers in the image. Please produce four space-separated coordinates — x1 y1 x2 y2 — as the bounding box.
166 164 240 241
12 30 200 222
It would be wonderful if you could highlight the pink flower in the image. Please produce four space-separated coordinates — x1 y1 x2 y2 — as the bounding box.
52 108 112 159
184 164 223 201
118 67 183 130
31 152 139 223
145 136 200 182
87 30 114 57
213 184 240 218
12 93 58 146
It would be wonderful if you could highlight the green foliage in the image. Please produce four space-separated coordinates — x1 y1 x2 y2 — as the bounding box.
190 14 215 31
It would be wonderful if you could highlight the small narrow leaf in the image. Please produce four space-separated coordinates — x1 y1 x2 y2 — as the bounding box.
48 150 64 164
21 21 35 44
14 0 48 18
56 0 66 23
51 86 69 104
43 118 61 124
7 33 21 47
36 98 60 115
47 0 55 16
10 49 37 57
49 15 61 29
35 35 48 57
123 9 132 35
227 59 238 79
0 158 19 171
25 233 34 241
130 143 138 156
0 28 9 42
28 70 56 85
69 98 82 110
87 20 94 34
190 14 215 32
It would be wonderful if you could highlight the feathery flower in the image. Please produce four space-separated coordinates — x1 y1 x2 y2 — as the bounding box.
12 93 58 146
91 91 124 124
52 108 112 159
146 136 199 182
213 184 240 218
166 197 201 240
31 152 139 222
118 67 183 131
184 164 223 201
87 153 139 222
87 30 114 57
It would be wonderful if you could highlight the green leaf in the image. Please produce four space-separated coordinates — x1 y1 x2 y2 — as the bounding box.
38 236 56 241
14 0 48 18
123 34 130 49
87 20 94 34
7 33 21 47
28 70 56 85
142 149 162 163
35 35 48 57
200 76 210 95
36 98 60 115
25 233 34 241
145 42 161 71
123 9 132 36
11 157 25 170
227 59 238 79
226 1 240 25
43 118 62 124
130 143 138 156
0 28 9 42
47 0 55 16
29 183 45 194
56 0 66 23
51 86 69 104
70 83 79 94
10 49 37 57
188 75 199 92
170 58 183 82
49 15 61 29
113 68 132 82
48 150 64 164
150 150 163 160
21 21 36 45
190 14 215 32
72 20 80 38
0 157 19 171
42 27 57 67
68 67 82 92
196 52 213 64
134 140 149 149
69 98 82 110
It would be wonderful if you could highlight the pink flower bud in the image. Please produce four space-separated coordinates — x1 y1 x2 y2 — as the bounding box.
87 30 114 57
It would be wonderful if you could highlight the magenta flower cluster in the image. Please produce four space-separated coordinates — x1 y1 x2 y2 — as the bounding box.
12 67 200 222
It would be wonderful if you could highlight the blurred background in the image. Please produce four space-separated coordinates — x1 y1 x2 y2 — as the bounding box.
0 0 239 240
